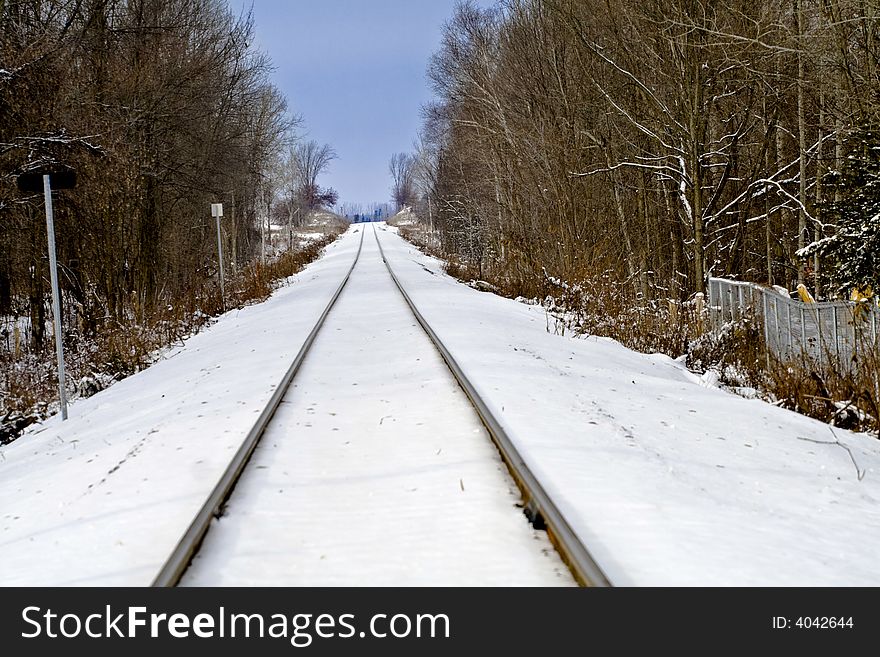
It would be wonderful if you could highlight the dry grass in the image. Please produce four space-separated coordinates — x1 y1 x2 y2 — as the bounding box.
397 219 879 437
689 317 879 433
540 271 706 357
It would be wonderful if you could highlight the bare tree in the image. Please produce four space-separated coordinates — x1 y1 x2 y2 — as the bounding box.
292 140 336 205
416 0 877 303
0 0 298 343
389 152 417 211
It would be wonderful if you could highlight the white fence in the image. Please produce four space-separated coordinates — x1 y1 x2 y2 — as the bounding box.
708 277 879 365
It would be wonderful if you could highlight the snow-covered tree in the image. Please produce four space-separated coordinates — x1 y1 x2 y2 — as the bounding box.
800 129 880 296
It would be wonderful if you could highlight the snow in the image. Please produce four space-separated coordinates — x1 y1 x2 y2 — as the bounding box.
182 229 570 586
0 230 364 585
0 315 31 333
388 207 418 227
297 232 328 242
3 222 880 586
377 224 880 586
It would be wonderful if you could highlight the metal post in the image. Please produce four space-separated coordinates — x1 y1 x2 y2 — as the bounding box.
800 307 806 354
849 305 857 367
762 291 771 367
43 175 68 421
711 280 718 325
786 300 793 358
832 305 839 360
774 297 782 355
727 284 733 322
709 280 715 331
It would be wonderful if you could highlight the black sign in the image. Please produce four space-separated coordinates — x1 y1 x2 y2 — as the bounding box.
17 170 77 193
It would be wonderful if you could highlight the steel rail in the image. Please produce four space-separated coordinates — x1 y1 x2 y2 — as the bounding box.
151 227 365 587
372 224 612 587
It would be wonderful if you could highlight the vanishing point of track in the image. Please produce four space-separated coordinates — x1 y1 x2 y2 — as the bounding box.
151 224 611 587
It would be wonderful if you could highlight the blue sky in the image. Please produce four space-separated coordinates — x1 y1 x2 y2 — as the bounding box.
227 0 496 208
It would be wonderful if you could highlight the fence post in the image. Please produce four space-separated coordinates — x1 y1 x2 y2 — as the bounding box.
801 305 807 354
709 280 717 331
720 281 727 324
771 295 782 356
850 306 857 368
786 301 793 358
762 291 771 367
832 305 839 359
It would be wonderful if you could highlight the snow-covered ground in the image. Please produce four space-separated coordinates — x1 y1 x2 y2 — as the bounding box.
0 230 363 585
182 229 570 586
263 210 346 256
378 223 880 585
386 206 418 227
3 222 880 586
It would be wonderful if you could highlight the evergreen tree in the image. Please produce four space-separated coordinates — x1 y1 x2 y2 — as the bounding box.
801 128 880 296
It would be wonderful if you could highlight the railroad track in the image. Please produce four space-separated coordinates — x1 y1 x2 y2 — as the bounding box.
151 222 611 587
150 227 365 587
371 224 610 588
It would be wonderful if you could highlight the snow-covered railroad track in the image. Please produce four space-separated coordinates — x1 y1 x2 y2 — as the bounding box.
371 225 611 587
149 229 366 586
157 224 574 587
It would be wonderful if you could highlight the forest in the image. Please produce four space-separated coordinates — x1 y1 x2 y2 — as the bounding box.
394 0 880 431
0 0 339 437
396 0 879 298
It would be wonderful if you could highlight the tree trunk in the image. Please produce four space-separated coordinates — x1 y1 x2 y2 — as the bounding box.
797 0 808 285
814 93 824 297
28 257 45 352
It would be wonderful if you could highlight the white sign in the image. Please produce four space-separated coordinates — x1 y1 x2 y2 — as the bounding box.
211 203 224 218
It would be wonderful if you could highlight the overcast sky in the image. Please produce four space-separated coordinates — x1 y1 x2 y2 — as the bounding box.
226 0 496 209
